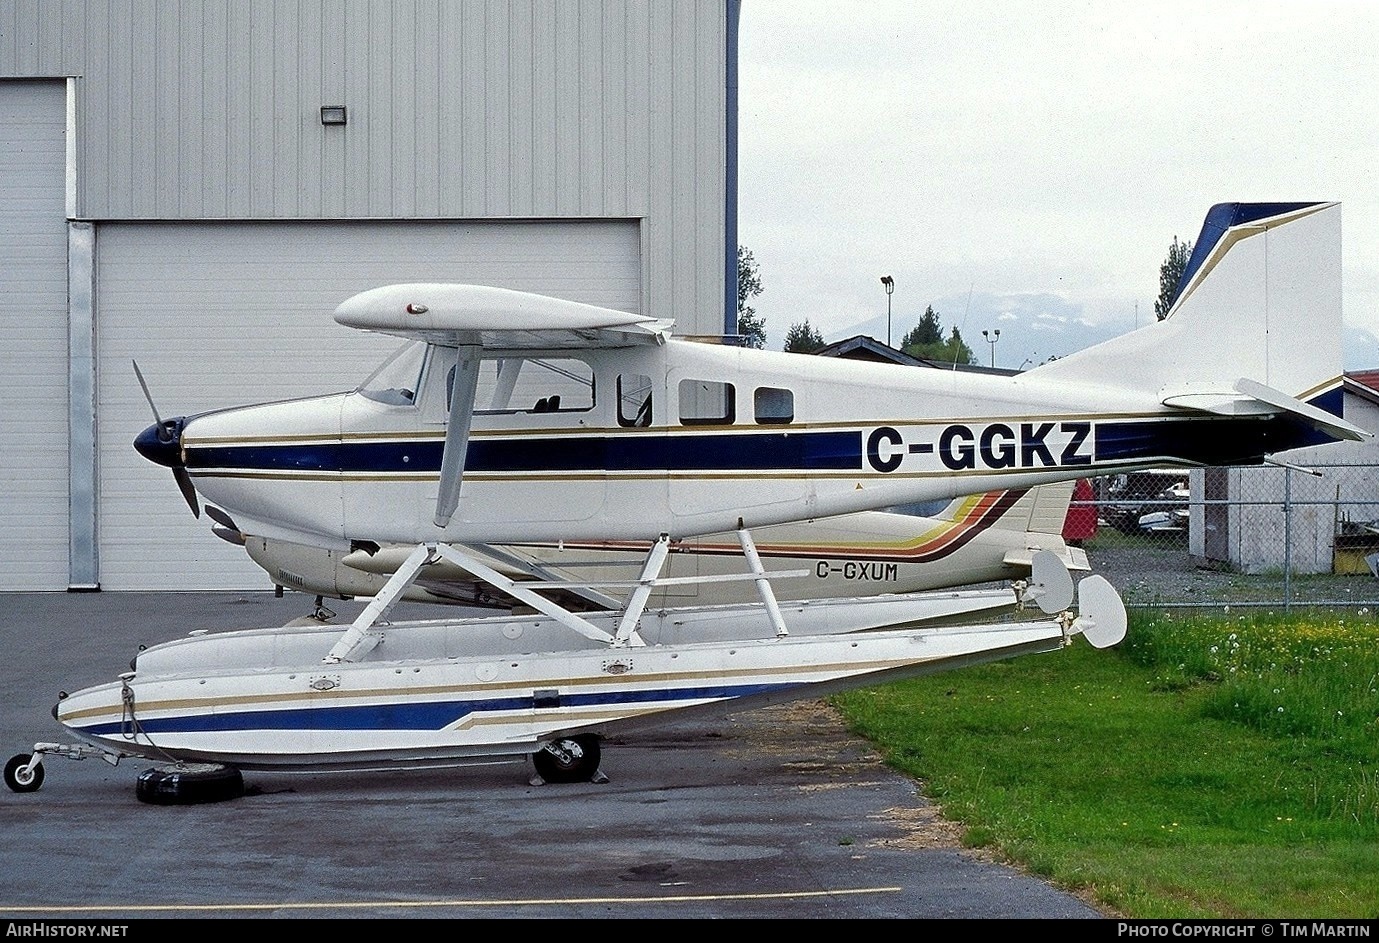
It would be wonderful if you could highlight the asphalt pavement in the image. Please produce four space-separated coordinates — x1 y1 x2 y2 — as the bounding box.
0 590 1106 921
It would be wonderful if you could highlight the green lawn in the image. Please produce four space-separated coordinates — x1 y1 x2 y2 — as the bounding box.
831 610 1379 918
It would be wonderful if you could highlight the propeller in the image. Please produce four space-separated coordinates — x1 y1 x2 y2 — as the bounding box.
132 360 200 519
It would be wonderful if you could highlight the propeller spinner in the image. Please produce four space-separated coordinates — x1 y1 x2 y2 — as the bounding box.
131 361 200 519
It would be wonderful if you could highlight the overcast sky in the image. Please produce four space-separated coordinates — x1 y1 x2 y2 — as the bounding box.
735 0 1379 368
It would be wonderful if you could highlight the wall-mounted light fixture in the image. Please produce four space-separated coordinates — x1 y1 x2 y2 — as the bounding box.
320 105 347 126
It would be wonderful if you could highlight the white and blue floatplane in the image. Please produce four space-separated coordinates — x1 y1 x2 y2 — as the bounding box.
5 202 1364 800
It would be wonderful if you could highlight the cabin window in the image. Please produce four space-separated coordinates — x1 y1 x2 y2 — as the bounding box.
618 373 654 427
678 379 735 425
754 387 794 424
471 357 595 414
357 341 425 406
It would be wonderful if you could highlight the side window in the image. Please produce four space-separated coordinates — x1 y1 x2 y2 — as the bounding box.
618 373 653 427
754 387 794 425
473 357 595 414
678 379 735 426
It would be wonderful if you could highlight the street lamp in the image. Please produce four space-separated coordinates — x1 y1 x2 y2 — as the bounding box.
982 329 1001 367
880 276 894 346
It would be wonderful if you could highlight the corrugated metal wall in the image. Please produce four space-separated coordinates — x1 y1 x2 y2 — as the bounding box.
0 0 727 333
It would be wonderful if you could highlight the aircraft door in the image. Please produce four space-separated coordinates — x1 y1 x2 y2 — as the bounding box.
449 353 610 529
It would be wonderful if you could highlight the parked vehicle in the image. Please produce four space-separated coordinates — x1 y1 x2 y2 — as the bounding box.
1135 481 1190 535
1100 470 1189 535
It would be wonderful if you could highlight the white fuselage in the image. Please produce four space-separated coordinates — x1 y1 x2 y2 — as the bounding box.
180 338 1293 551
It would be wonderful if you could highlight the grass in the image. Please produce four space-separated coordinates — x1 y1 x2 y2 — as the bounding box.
830 609 1379 918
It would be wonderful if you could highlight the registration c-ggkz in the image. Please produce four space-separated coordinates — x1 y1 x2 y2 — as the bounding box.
866 421 1094 473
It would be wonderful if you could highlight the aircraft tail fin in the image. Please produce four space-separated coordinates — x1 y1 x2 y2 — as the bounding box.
1027 202 1353 438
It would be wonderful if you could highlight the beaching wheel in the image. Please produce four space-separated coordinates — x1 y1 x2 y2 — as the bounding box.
532 735 602 784
136 762 244 805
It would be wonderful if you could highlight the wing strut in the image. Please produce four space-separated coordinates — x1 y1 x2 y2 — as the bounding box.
324 541 625 664
738 526 789 638
435 346 481 528
459 543 625 610
323 543 436 663
612 534 672 646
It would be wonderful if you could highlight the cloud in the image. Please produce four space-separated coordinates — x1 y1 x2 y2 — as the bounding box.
739 2 1379 364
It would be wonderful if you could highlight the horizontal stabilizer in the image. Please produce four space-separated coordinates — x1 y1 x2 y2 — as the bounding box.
1161 378 1369 442
1159 387 1277 417
1003 545 1090 572
1234 378 1370 442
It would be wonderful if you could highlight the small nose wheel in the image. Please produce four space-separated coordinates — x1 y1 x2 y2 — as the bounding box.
5 753 45 793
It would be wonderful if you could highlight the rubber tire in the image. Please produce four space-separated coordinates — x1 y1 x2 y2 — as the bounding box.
532 735 602 784
136 763 244 805
5 753 44 793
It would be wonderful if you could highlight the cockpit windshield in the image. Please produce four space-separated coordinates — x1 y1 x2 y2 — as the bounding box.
356 341 426 405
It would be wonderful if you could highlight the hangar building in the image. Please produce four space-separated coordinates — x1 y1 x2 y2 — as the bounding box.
0 1 739 591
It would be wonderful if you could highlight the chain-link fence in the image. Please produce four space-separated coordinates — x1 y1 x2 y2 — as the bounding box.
1073 464 1379 611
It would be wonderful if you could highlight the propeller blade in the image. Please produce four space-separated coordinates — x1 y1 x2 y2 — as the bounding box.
205 505 237 531
132 360 162 425
211 525 246 546
174 467 200 519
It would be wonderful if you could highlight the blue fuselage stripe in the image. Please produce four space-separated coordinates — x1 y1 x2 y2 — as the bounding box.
183 410 1337 475
187 431 863 473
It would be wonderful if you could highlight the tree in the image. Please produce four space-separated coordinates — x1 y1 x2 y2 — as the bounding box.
900 307 977 365
1155 235 1193 321
899 306 944 349
940 326 977 366
736 245 766 349
783 319 825 353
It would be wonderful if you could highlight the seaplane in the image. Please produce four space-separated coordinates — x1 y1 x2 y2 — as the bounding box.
6 201 1365 803
231 481 1092 616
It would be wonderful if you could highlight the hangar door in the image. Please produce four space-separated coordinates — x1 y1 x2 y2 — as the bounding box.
96 219 640 590
0 81 68 590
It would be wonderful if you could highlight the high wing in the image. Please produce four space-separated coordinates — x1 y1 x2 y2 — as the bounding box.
332 282 673 350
